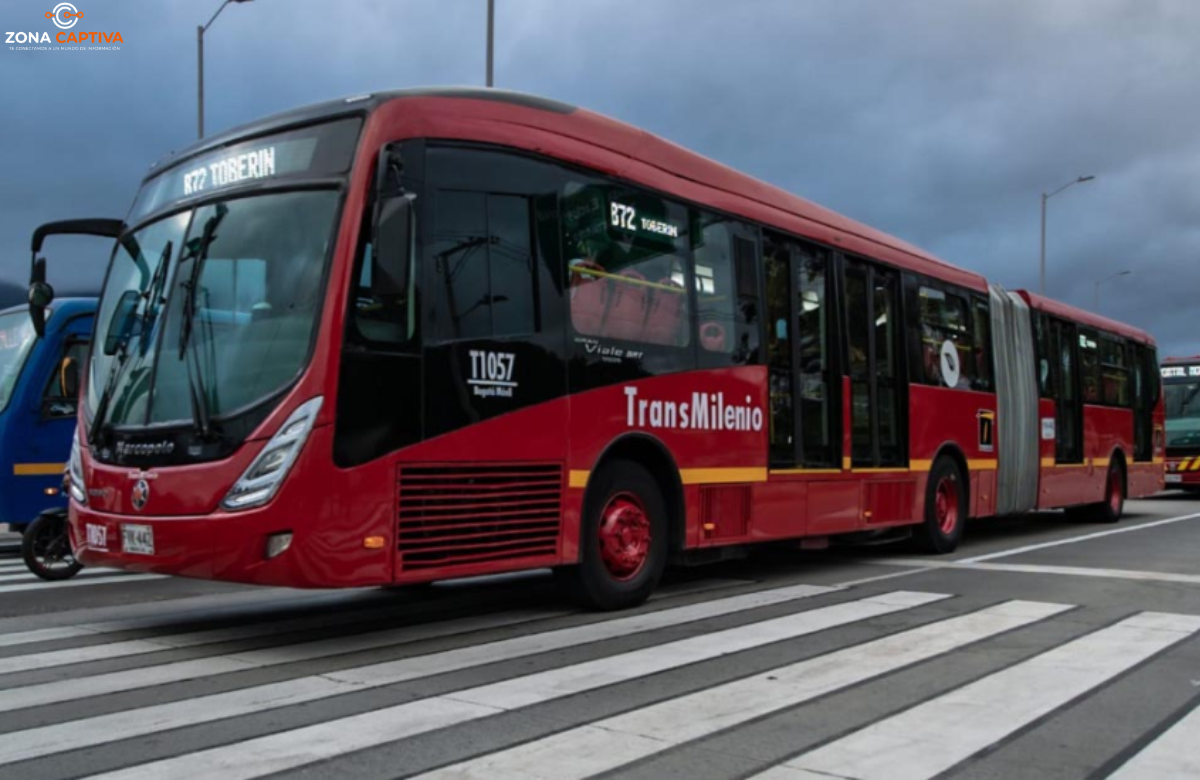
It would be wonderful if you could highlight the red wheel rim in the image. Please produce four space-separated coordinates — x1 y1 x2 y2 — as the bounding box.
1109 468 1122 514
935 475 960 535
597 492 651 581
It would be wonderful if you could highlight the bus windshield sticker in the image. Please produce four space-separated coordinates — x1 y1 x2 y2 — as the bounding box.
578 337 644 365
1042 417 1056 440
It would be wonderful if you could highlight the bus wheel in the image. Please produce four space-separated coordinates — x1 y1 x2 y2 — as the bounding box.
558 459 667 611
913 457 966 554
22 510 83 581
1094 462 1125 524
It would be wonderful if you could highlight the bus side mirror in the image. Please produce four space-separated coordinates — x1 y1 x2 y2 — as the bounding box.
371 143 413 297
372 196 413 296
103 289 140 356
28 258 54 339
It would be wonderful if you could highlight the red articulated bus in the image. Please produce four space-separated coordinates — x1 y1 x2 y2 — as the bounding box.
31 88 1164 609
1161 356 1200 490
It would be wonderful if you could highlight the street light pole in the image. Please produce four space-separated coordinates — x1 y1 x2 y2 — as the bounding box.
1093 269 1131 311
198 0 253 139
486 0 494 87
1039 174 1096 296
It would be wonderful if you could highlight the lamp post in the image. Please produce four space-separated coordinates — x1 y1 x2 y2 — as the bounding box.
1039 174 1096 296
486 0 494 87
198 0 254 139
1094 269 1131 311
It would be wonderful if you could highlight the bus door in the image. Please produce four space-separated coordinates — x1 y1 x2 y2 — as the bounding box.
844 259 905 469
1050 318 1084 464
421 146 568 448
765 236 839 470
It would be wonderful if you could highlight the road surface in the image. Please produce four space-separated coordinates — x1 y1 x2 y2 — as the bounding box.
1 493 1198 779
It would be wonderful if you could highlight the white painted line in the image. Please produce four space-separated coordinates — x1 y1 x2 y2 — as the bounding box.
85 591 948 780
1108 701 1200 779
417 600 1071 780
765 611 1200 780
0 625 97 649
0 582 841 766
868 559 1200 586
0 607 560 714
0 568 149 584
0 574 169 595
960 512 1200 563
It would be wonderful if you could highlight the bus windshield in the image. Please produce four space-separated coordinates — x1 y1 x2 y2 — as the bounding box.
0 310 38 414
1165 380 1200 449
88 190 341 433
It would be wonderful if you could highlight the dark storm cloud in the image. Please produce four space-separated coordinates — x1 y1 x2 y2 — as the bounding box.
1 0 1197 353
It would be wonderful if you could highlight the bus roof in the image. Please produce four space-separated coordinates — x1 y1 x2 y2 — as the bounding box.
1015 290 1155 345
150 87 989 293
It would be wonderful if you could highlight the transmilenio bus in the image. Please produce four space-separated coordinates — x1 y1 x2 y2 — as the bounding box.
1162 356 1200 490
30 88 1164 609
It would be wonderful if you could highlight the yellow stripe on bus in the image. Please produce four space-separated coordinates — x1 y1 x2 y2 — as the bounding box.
679 467 767 484
13 463 66 476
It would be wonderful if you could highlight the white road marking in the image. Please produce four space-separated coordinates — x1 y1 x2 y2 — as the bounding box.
761 611 1200 780
84 591 948 780
0 575 169 595
868 559 1200 586
0 568 148 583
0 625 97 648
417 600 1070 780
0 581 840 765
0 607 560 714
960 511 1200 563
1108 702 1200 779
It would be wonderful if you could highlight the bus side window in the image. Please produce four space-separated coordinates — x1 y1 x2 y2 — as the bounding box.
1078 328 1101 403
432 191 539 342
692 212 760 367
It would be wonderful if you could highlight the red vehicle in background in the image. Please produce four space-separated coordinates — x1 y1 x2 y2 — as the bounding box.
28 88 1164 610
1161 356 1200 490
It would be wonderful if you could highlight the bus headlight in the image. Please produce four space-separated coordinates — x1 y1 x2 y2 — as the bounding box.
67 436 87 505
222 397 323 512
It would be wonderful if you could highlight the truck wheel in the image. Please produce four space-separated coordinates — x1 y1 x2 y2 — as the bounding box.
557 459 667 610
912 456 966 554
22 510 83 581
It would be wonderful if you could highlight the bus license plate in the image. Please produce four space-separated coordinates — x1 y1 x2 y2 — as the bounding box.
1165 474 1182 484
122 524 155 555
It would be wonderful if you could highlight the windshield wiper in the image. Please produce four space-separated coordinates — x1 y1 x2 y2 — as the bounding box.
87 234 158 449
177 204 227 439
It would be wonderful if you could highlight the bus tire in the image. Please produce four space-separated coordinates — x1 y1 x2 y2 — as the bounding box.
912 456 966 554
558 459 667 611
1092 461 1125 524
22 510 83 581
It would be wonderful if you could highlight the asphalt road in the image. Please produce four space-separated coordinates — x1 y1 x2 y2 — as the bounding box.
1 494 1199 779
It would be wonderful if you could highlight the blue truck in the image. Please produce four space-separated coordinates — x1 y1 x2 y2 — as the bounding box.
0 297 96 579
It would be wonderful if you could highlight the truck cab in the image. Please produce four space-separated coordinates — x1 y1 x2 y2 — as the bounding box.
0 298 95 534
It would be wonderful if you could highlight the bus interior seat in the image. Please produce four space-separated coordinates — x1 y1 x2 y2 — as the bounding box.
603 269 649 342
568 261 609 336
699 321 727 352
643 278 686 346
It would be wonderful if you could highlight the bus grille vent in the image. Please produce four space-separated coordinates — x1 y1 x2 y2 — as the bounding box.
396 462 563 570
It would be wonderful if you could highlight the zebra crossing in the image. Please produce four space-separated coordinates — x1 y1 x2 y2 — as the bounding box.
0 578 1196 779
0 556 161 593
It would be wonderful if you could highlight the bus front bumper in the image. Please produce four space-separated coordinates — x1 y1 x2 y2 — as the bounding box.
67 502 392 588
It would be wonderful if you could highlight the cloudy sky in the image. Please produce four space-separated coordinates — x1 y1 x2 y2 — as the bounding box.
2 0 1197 355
